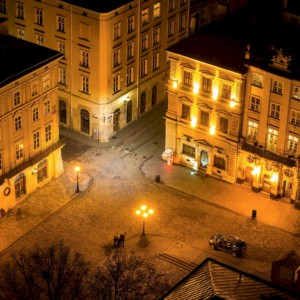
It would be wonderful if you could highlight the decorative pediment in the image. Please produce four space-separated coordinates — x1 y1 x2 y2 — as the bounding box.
201 69 214 76
198 102 213 110
195 139 213 148
220 75 233 82
180 62 195 70
216 109 231 116
178 95 193 103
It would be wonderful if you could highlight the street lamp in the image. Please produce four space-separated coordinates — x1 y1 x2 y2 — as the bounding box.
75 166 80 193
136 205 153 236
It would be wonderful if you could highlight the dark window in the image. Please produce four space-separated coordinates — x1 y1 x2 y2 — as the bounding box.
214 155 226 170
201 111 209 126
182 144 195 158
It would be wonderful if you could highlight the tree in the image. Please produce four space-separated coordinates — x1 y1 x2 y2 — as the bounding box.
88 249 171 300
0 240 89 300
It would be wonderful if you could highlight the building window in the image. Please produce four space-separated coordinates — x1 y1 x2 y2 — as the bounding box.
113 75 120 93
272 80 283 94
32 107 39 122
141 8 149 25
57 41 66 58
45 124 51 142
169 0 175 12
200 111 209 126
270 102 280 119
80 50 89 68
252 72 263 88
113 22 121 40
15 116 22 131
13 91 21 106
35 8 43 25
16 2 24 19
37 160 47 183
182 144 195 158
183 71 192 86
127 15 134 33
36 34 44 46
267 128 278 152
180 0 187 5
222 83 231 99
42 75 50 91
17 28 25 39
288 135 298 153
33 131 40 150
15 141 24 160
113 48 121 67
127 100 132 123
59 100 67 124
153 52 159 71
247 120 258 144
0 0 6 13
57 15 65 32
142 34 148 51
58 67 66 85
219 117 228 134
214 155 226 170
31 81 39 97
127 42 134 60
44 100 51 115
81 76 89 93
292 86 300 99
168 19 175 37
141 59 148 77
250 96 261 112
202 77 212 93
153 2 160 19
126 67 134 86
182 104 190 119
153 27 160 45
179 14 186 31
290 109 300 126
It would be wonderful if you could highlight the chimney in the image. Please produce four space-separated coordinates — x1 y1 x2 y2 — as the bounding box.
245 43 251 60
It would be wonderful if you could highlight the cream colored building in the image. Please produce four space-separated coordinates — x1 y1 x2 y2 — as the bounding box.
165 33 246 184
0 33 64 208
0 0 190 142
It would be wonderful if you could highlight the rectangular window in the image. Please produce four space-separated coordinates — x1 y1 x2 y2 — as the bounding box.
168 19 175 37
169 0 175 12
288 135 298 153
200 111 209 126
126 67 134 86
202 77 212 93
17 28 25 39
35 8 43 25
113 22 121 40
127 42 134 60
0 0 6 13
37 164 47 182
153 27 160 45
56 15 65 32
31 81 39 97
270 102 280 119
141 8 149 25
141 59 148 77
113 75 120 93
13 91 21 106
33 131 40 150
127 15 134 33
57 41 66 58
36 34 44 46
142 34 148 51
81 76 89 93
222 83 231 99
219 117 228 134
154 2 161 19
153 52 159 71
15 141 24 160
267 128 278 152
32 107 39 122
182 144 195 158
42 75 50 91
291 109 300 126
45 124 51 142
44 100 51 115
16 2 24 19
182 104 190 119
113 49 121 67
179 14 186 31
214 155 226 170
250 95 261 112
292 85 300 99
252 72 263 88
272 80 283 94
80 50 89 68
58 67 66 85
183 71 192 86
15 116 22 131
247 120 258 144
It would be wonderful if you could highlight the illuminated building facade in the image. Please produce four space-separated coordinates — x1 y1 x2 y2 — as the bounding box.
165 33 246 183
0 0 190 142
0 32 64 208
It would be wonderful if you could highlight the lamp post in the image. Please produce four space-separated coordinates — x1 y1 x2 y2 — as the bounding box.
135 205 153 236
75 166 80 193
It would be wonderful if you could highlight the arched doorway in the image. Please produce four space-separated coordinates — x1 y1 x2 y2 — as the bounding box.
113 108 121 132
244 166 253 186
81 109 90 134
200 150 209 168
15 173 26 199
37 159 48 183
140 92 146 114
59 100 67 124
126 100 132 123
152 84 157 107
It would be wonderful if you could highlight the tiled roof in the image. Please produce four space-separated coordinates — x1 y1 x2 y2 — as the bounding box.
161 258 300 300
61 0 133 12
0 35 62 88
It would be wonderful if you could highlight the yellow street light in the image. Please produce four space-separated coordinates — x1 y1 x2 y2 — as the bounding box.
136 205 154 236
75 166 80 193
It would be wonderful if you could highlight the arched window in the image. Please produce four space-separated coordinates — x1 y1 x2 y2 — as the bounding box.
126 100 132 123
152 84 158 106
81 109 90 134
140 92 146 114
113 108 121 132
59 100 67 124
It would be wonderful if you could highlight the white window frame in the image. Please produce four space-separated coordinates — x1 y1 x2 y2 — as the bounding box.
291 109 300 126
44 99 51 115
141 59 148 77
57 41 66 58
113 48 121 67
252 72 263 88
127 42 134 60
81 76 89 93
16 2 24 19
272 80 283 94
15 115 22 131
292 85 300 99
113 22 121 40
33 131 40 150
288 135 298 153
247 120 258 144
56 15 65 32
153 27 160 45
183 70 192 86
15 140 24 161
80 50 89 68
267 128 278 152
58 67 66 85
250 95 261 112
35 8 43 25
32 106 39 122
113 74 120 93
222 83 231 99
45 124 52 142
127 15 135 33
126 67 134 86
13 91 21 106
270 102 280 119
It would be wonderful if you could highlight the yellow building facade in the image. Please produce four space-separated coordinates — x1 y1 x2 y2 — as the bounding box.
0 34 64 208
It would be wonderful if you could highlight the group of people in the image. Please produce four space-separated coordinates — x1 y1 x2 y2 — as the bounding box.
113 232 126 248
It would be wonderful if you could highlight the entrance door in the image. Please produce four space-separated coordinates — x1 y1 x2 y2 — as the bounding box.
113 108 121 132
15 173 26 199
59 100 67 124
152 85 157 107
262 174 271 193
126 100 132 123
244 166 253 186
200 150 209 168
81 109 90 134
140 92 146 114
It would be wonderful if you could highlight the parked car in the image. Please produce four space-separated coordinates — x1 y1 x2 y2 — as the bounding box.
209 234 247 257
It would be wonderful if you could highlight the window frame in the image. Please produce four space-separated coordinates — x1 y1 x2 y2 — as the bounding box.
272 80 283 94
35 7 43 25
153 2 161 19
141 7 149 25
56 15 65 32
269 102 281 119
250 95 261 112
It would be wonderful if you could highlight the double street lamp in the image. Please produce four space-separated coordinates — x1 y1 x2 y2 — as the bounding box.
136 205 154 236
75 166 80 193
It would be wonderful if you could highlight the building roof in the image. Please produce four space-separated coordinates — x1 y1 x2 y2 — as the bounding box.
0 35 63 88
61 0 134 12
161 258 300 300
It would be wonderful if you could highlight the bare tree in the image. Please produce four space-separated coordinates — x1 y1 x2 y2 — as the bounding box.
88 249 171 300
0 240 89 300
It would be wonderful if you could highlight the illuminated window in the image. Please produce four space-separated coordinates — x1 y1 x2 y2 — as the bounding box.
250 96 261 112
113 75 120 93
32 107 39 122
214 155 226 170
179 14 186 31
169 0 175 11
127 42 134 60
252 73 263 88
269 102 280 119
142 34 148 51
153 27 160 45
272 80 283 94
17 28 25 39
45 124 51 142
288 135 298 153
36 34 44 46
57 41 66 58
35 8 43 25
153 52 159 71
13 91 21 106
219 117 228 134
141 8 149 25
80 50 89 68
267 128 278 152
58 67 66 85
126 67 134 86
290 109 300 126
0 0 6 13
33 131 40 150
16 2 24 19
222 83 231 99
182 144 195 158
56 15 65 32
247 121 258 144
168 19 175 37
202 77 212 93
292 86 300 99
44 100 51 115
127 15 135 33
154 2 160 19
15 141 24 160
182 104 190 119
141 59 148 77
200 111 209 126
183 71 192 86
15 115 22 131
81 76 89 93
113 22 121 40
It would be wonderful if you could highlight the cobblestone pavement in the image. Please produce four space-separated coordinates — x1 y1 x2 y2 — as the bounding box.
0 101 300 286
